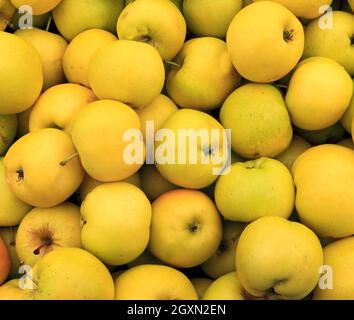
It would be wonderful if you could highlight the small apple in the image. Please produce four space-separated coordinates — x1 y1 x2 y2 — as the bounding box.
0 227 21 279
0 236 10 285
0 114 17 155
0 279 26 300
115 265 198 300
190 278 213 299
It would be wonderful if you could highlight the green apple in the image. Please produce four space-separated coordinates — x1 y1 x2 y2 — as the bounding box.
25 248 115 300
16 203 82 267
340 78 354 133
166 37 241 111
81 182 152 266
118 0 186 60
303 11 354 76
236 216 323 300
183 0 242 39
201 221 246 279
190 278 213 299
0 227 20 279
53 0 124 40
220 84 293 159
0 114 17 155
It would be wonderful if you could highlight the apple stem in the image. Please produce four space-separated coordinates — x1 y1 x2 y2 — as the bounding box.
33 243 47 255
165 60 181 68
60 153 79 166
45 14 52 32
9 227 16 246
275 84 288 89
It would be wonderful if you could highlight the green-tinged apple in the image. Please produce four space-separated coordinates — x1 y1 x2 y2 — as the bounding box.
215 158 295 222
286 57 353 130
149 189 222 268
4 128 84 208
236 216 323 300
53 0 124 41
190 278 213 299
0 228 20 279
16 203 82 267
226 1 304 82
29 84 97 136
0 236 10 285
0 279 26 300
71 100 144 182
303 11 354 76
25 248 115 300
183 0 242 39
10 0 62 15
0 31 43 114
89 40 165 109
115 265 198 300
292 145 354 238
220 84 293 159
81 182 151 266
201 221 246 279
0 114 17 155
0 0 15 31
340 78 354 133
63 29 117 88
118 0 186 60
166 37 240 111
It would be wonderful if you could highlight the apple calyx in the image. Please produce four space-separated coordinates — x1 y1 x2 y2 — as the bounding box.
16 168 24 182
283 29 295 43
188 221 201 234
59 152 79 166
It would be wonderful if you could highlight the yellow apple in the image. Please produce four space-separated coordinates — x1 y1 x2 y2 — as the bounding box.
125 0 183 11
303 11 354 76
15 28 68 91
16 203 82 267
29 83 97 136
4 128 84 208
190 278 213 299
220 84 293 159
0 0 15 31
149 189 222 268
63 29 117 88
340 78 354 133
286 57 353 130
0 114 17 155
275 135 311 171
292 144 354 238
52 0 124 40
26 248 115 300
166 37 241 111
71 99 144 182
203 272 245 300
89 40 165 109
0 279 26 300
337 138 354 149
81 182 152 266
314 237 354 300
0 227 20 279
115 265 198 300
236 216 323 300
215 158 295 222
16 107 32 138
226 1 304 82
0 31 43 114
10 0 62 15
201 221 246 279
118 0 186 60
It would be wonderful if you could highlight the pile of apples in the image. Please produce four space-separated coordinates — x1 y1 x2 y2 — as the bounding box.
0 0 353 300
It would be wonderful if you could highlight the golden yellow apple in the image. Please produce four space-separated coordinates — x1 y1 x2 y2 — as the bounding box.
10 0 62 14
0 279 26 300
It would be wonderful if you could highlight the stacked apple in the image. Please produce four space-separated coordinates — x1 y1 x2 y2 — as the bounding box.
0 0 353 301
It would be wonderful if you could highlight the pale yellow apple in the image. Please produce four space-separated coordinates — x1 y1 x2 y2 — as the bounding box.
26 248 115 300
0 0 15 31
0 114 17 155
89 40 165 109
115 265 198 300
4 128 84 208
15 28 67 91
220 84 293 159
215 158 295 222
0 158 32 227
0 31 43 114
183 0 242 39
63 29 117 88
155 109 229 189
226 1 304 82
135 94 178 139
337 138 354 149
81 182 152 266
292 144 354 238
166 37 241 111
78 172 141 202
16 203 82 267
236 216 323 300
10 0 62 15
71 99 144 182
340 78 354 133
149 189 222 268
203 272 245 300
127 250 163 268
125 0 183 11
314 237 354 300
191 278 213 299
53 0 124 40
0 227 20 279
253 0 333 19
29 83 97 136
286 57 353 130
275 135 311 171
16 107 32 138
0 279 26 300
118 0 186 60
201 221 246 279
303 11 354 76
140 165 177 201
